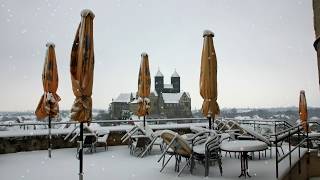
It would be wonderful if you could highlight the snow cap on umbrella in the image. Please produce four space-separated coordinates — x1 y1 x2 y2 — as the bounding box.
141 52 148 57
81 9 95 18
203 30 214 37
46 42 55 48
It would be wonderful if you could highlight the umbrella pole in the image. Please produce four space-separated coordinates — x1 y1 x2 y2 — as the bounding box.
79 122 84 180
208 116 212 129
212 116 215 130
143 116 146 128
48 115 52 158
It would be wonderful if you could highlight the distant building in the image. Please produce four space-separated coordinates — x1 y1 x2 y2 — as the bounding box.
110 93 134 119
109 69 192 119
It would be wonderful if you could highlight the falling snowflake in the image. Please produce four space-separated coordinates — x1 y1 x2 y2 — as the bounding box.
101 167 105 171
21 29 27 34
7 8 11 12
1 3 5 8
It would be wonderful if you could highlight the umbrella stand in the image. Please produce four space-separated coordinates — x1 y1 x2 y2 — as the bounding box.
48 115 52 158
79 122 84 180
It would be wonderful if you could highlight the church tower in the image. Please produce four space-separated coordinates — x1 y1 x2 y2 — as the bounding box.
155 69 164 94
171 69 180 93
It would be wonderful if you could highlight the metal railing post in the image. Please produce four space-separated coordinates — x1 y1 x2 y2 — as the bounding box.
275 133 279 178
288 130 291 169
298 125 301 174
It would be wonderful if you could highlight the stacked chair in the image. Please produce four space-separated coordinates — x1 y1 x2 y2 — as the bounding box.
158 129 224 177
121 123 163 156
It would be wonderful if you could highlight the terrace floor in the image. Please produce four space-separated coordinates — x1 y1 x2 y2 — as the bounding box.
0 145 306 180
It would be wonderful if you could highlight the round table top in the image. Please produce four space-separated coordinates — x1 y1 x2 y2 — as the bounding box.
220 140 268 152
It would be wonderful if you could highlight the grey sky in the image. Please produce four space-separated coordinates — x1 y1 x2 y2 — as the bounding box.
0 0 318 111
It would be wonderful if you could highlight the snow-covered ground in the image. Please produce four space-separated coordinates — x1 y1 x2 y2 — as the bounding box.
0 145 306 180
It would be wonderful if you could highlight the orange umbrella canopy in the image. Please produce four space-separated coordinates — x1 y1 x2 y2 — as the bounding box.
299 90 309 132
70 9 95 123
200 30 220 117
137 53 151 116
35 43 60 120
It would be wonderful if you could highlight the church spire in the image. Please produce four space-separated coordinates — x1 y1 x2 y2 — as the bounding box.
171 68 180 77
155 67 164 77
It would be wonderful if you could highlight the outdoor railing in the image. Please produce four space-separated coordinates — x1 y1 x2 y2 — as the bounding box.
272 123 310 179
0 117 208 130
224 117 293 134
0 117 292 131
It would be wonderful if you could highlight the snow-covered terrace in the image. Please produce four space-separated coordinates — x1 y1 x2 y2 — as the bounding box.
0 118 312 179
0 144 306 180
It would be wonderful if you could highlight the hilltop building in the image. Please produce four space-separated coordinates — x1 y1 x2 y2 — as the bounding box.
109 69 192 119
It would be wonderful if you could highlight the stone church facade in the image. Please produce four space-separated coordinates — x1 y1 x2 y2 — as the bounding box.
110 70 192 119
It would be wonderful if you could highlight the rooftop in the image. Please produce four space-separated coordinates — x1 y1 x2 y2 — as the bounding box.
162 92 190 104
113 93 133 103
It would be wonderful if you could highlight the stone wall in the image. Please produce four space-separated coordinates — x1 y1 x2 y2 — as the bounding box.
0 128 191 154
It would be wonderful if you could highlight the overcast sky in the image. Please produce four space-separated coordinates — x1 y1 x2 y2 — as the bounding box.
0 0 318 111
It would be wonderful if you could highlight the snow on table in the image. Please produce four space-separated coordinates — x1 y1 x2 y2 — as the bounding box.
221 140 268 152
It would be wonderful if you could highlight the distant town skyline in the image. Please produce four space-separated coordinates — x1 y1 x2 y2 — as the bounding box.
0 0 319 111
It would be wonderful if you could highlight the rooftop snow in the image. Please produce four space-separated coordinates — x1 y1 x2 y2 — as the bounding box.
113 93 132 103
162 92 186 104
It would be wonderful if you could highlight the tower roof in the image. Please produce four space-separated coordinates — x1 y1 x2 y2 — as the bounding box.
171 69 180 77
155 69 164 77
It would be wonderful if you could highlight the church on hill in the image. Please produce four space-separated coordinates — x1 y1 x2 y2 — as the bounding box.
109 69 192 119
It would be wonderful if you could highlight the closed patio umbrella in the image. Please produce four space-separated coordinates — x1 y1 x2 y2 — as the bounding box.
200 30 220 129
35 42 60 158
137 53 151 128
299 90 309 132
70 9 95 180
